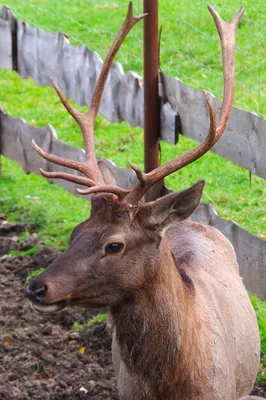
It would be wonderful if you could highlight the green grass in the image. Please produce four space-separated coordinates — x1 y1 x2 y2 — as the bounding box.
25 267 46 284
257 359 266 383
1 0 265 116
72 313 107 331
1 155 90 249
87 313 108 326
250 294 266 356
9 246 40 257
251 293 266 381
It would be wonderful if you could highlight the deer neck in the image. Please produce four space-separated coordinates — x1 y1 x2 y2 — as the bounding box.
110 237 209 397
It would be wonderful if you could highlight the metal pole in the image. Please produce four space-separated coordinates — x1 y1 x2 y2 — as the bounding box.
144 0 159 175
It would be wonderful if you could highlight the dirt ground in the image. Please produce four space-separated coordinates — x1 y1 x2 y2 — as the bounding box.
0 216 265 399
0 217 117 400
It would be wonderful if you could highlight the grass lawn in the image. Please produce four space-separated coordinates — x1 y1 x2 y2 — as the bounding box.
2 0 265 116
0 0 266 367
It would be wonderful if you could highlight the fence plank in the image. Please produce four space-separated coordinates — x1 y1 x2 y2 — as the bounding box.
0 107 137 196
0 18 12 69
1 106 265 300
160 74 266 179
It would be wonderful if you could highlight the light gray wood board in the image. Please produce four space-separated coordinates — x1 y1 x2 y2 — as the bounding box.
161 74 266 179
0 107 137 196
0 17 12 69
0 8 178 144
1 107 265 300
193 203 266 301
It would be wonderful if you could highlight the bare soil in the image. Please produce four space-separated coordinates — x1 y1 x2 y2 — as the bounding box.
0 217 117 400
0 216 265 399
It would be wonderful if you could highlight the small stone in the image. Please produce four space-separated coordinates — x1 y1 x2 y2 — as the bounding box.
79 386 88 393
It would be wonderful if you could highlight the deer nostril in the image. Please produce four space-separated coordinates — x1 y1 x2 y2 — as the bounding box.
34 285 47 301
25 283 47 303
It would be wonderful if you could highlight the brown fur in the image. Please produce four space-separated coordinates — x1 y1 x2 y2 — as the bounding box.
26 188 260 400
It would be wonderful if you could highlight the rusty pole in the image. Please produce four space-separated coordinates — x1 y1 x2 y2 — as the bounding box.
143 0 160 175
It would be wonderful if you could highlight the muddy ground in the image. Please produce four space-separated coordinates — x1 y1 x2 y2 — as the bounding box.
0 216 265 399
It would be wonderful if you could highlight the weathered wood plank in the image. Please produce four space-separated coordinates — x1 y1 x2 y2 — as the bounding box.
1 106 265 300
160 74 266 179
0 107 137 196
0 18 12 69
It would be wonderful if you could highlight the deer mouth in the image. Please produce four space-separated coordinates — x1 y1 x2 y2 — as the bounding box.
31 300 68 313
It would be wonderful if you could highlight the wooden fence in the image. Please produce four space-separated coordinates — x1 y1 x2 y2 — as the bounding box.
0 6 266 299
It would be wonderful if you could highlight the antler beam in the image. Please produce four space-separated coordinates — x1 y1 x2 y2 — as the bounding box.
33 2 146 196
33 4 243 205
123 5 244 204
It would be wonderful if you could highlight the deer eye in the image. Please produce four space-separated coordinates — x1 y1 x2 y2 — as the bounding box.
105 243 124 254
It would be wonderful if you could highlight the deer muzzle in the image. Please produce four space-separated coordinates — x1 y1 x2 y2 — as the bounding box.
25 278 68 313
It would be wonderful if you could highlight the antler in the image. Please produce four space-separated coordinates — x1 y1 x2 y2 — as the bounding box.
118 5 244 204
33 4 243 205
79 5 244 204
32 2 146 197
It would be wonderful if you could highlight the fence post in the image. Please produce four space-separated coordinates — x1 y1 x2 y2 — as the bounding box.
143 0 163 201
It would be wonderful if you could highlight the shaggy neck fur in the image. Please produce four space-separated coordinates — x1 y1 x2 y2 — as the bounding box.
110 237 211 398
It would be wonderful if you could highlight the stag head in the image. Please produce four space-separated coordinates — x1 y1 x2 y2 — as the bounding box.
25 3 243 312
26 182 204 311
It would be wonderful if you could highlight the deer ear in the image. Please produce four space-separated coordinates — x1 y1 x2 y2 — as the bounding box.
139 180 205 229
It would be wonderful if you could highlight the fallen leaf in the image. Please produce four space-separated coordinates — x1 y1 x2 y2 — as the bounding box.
78 346 86 354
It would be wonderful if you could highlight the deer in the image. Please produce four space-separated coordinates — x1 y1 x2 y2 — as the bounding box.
25 3 261 400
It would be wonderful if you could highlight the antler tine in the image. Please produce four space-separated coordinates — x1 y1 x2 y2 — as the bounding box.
32 140 94 177
50 2 146 162
39 169 95 187
77 185 128 197
125 5 243 204
125 93 217 203
52 1 146 167
51 79 82 124
208 5 244 137
89 2 147 123
32 2 146 197
39 168 128 199
49 79 99 172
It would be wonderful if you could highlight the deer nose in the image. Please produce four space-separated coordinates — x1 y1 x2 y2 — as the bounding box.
25 282 47 303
